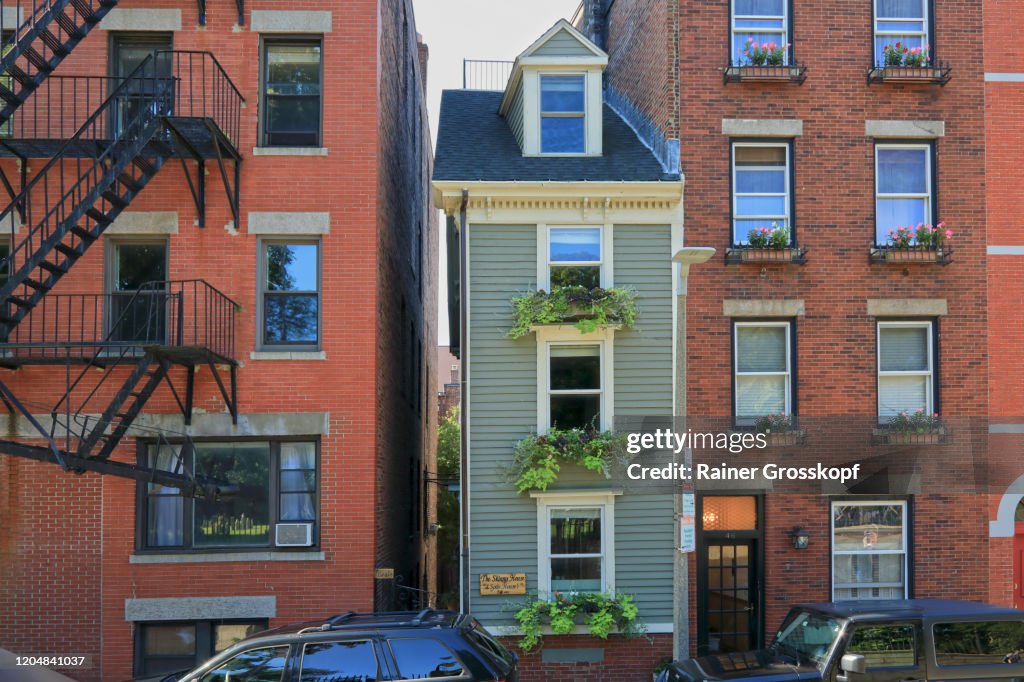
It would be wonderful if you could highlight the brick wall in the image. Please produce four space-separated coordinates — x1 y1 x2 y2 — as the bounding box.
0 0 437 679
501 633 672 682
985 0 1024 608
592 0 990 669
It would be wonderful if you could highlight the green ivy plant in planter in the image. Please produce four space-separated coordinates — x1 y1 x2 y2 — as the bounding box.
507 286 639 340
512 592 644 653
511 427 629 493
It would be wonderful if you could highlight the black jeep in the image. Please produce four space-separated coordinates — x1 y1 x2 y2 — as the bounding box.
659 599 1024 682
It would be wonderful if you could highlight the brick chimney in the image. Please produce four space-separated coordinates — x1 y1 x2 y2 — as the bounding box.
416 33 429 93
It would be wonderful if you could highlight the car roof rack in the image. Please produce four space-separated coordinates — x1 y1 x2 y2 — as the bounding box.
296 611 358 634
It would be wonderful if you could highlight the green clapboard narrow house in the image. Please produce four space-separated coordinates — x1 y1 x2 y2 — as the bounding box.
432 19 689 674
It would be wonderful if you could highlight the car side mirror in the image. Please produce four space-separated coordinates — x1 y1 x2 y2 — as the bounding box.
841 654 867 675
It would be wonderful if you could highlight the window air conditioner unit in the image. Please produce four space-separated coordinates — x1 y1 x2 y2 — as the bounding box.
275 523 313 547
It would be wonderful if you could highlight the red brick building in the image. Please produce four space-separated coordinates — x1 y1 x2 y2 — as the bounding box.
0 2 437 680
576 0 994 675
983 0 1024 613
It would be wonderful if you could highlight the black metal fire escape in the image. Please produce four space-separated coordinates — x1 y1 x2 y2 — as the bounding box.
0 46 245 498
0 0 120 127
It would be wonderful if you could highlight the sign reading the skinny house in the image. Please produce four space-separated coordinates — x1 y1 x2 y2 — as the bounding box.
479 573 527 595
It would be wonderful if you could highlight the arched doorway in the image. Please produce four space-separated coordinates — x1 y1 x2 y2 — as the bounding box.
1016 500 1024 609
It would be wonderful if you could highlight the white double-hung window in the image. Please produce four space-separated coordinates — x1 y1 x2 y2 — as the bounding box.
874 0 929 67
877 321 934 418
534 491 618 597
731 0 789 65
832 500 908 600
547 226 602 290
733 143 791 246
540 74 586 154
875 144 932 245
734 321 792 420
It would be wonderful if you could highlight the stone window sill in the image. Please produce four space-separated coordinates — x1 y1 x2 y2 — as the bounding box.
249 351 327 361
130 551 326 564
252 147 328 156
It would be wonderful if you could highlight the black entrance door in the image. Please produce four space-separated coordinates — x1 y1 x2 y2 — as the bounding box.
704 539 758 654
697 495 763 655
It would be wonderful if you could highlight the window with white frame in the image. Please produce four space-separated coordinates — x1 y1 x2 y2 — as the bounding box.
733 143 791 246
536 493 616 596
875 144 933 246
832 501 908 600
877 321 934 418
548 344 602 430
548 226 602 290
731 0 789 66
540 74 586 154
874 0 930 67
734 322 792 420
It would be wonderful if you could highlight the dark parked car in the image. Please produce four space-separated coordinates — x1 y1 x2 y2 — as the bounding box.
658 599 1024 682
139 610 517 682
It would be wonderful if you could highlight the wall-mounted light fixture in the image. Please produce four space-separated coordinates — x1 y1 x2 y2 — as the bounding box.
789 526 810 550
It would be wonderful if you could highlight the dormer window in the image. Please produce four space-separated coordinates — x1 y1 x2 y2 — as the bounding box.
540 75 586 154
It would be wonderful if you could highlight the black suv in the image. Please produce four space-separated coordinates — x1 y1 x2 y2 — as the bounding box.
658 599 1024 682
142 610 518 682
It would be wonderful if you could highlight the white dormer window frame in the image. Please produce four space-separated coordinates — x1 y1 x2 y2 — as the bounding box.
538 73 588 155
498 20 609 158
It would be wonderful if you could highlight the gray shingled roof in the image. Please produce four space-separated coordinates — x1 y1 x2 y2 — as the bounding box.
433 89 675 183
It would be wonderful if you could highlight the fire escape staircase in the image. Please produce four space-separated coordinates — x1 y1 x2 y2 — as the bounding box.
0 50 244 497
0 0 120 127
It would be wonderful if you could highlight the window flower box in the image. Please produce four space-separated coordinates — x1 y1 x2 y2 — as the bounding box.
873 410 947 445
867 64 951 85
751 414 804 447
724 63 807 84
726 246 807 264
511 428 629 493
763 430 806 447
508 286 638 339
869 245 951 264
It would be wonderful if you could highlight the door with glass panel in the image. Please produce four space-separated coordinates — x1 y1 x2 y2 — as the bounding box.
698 495 763 655
108 241 168 345
110 33 174 136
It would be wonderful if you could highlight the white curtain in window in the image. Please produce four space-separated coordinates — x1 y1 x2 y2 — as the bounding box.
737 326 786 372
879 327 929 371
876 0 923 18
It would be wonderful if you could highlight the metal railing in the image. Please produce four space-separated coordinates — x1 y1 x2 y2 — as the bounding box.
1 50 244 147
0 279 238 362
462 59 513 91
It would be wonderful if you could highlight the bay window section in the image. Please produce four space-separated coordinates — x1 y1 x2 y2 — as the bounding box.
548 226 601 290
875 145 933 246
549 344 602 430
877 321 934 418
832 501 908 600
140 441 319 551
734 322 792 421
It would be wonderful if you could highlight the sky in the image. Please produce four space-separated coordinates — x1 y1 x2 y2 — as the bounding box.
413 0 583 345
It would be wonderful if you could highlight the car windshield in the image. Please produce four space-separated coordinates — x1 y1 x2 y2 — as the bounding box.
769 609 843 671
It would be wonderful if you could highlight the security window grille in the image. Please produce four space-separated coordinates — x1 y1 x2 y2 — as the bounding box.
261 241 320 349
540 74 586 154
140 441 319 550
832 501 908 600
549 344 602 430
136 620 267 678
734 322 791 420
875 144 933 245
877 321 934 417
733 144 791 245
548 507 604 593
731 0 789 65
874 0 930 67
549 226 601 290
262 40 322 147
